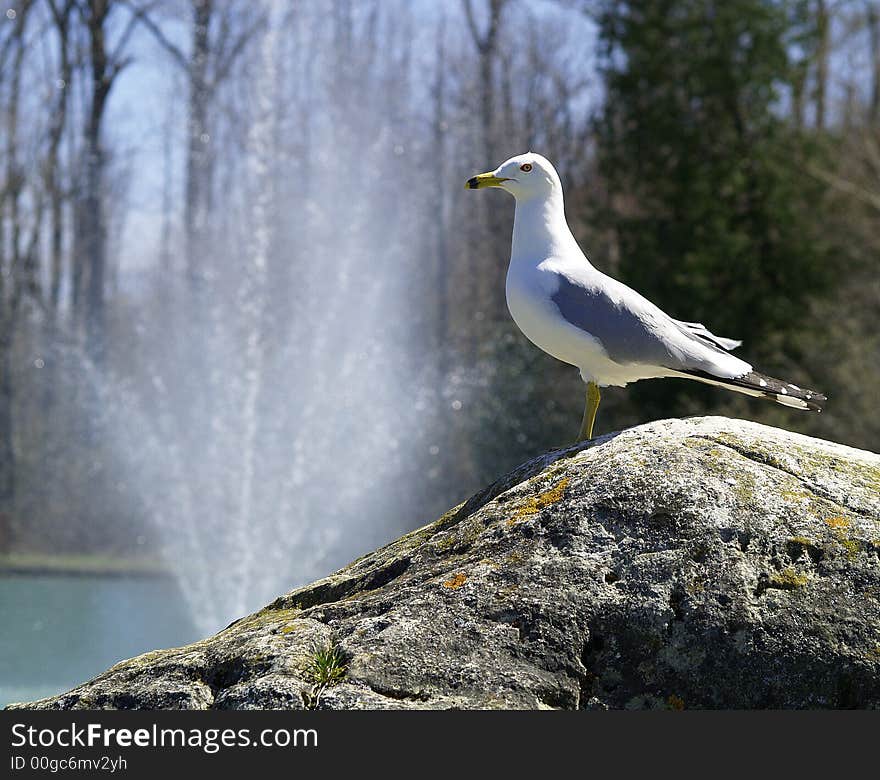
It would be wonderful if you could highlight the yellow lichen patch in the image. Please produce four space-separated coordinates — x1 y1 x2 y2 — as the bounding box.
788 536 816 547
667 694 685 711
434 519 484 552
837 535 861 560
279 622 307 635
769 567 810 589
507 477 570 527
433 534 457 551
237 606 303 631
821 516 865 560
442 572 468 590
824 515 850 530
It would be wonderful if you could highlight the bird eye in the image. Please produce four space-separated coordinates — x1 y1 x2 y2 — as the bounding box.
520 163 532 172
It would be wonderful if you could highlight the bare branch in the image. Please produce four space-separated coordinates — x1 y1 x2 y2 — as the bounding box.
210 11 266 91
123 0 188 70
805 162 880 213
110 1 154 71
462 0 485 50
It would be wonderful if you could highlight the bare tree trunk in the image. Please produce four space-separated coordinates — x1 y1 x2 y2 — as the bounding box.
0 331 15 511
463 0 508 162
159 81 176 275
46 0 75 318
134 0 264 294
462 0 510 341
72 0 137 363
185 0 212 294
868 1 880 124
0 0 33 514
792 61 806 130
79 4 112 362
814 0 829 129
432 20 450 367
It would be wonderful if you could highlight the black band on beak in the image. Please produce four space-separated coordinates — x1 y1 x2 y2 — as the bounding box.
465 172 509 190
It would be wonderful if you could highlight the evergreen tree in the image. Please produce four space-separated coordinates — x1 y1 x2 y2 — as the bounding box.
594 0 834 419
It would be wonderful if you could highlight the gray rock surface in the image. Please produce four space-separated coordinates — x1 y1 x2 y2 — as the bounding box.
10 416 880 710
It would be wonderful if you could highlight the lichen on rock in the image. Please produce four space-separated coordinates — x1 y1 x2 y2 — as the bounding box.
8 416 880 710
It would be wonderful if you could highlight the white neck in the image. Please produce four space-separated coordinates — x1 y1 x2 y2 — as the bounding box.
510 189 580 265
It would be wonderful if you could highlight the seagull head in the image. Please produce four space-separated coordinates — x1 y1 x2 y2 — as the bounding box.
465 152 560 201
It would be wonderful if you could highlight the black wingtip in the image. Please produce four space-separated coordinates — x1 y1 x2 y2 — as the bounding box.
682 369 827 412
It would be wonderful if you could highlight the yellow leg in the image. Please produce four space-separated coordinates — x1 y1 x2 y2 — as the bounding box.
577 382 601 442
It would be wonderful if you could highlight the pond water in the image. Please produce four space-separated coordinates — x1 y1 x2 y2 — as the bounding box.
0 574 201 707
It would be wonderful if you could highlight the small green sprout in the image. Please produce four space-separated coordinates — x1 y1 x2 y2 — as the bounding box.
305 644 347 688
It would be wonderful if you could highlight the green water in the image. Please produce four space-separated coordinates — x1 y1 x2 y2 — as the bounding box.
0 574 200 707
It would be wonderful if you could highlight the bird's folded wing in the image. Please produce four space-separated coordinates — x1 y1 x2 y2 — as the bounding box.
549 272 748 376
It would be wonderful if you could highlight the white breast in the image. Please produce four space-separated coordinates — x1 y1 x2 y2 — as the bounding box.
505 258 674 387
505 261 606 376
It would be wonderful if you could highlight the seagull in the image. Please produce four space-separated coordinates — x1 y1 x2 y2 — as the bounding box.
466 152 826 441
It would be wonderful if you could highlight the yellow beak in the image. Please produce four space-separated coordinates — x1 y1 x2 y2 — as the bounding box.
465 171 511 190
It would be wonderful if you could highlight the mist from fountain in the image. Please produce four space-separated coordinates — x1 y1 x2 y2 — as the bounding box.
85 1 450 635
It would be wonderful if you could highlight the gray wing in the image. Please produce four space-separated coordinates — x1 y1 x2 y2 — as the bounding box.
550 273 734 368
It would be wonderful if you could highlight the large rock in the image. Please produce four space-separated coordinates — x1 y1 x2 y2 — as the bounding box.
10 417 880 710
